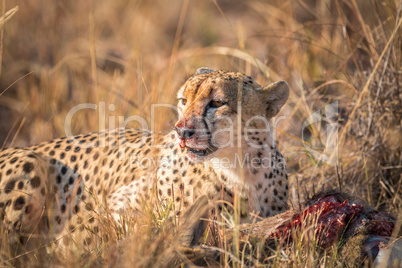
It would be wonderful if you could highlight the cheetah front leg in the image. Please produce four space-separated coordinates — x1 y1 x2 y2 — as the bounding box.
106 174 155 224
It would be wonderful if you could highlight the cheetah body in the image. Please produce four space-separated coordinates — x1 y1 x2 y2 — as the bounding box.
0 68 289 253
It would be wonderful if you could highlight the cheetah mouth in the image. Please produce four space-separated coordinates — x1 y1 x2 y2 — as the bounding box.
187 147 207 156
186 144 218 157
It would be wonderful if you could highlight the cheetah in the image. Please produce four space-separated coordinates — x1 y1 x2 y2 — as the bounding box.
0 67 289 255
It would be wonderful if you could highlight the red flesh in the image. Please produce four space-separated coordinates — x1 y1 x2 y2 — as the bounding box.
270 196 395 249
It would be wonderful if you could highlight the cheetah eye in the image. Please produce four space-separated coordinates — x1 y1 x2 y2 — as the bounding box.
178 98 187 105
209 100 226 108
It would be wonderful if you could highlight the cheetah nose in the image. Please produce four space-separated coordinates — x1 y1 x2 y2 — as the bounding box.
175 127 195 139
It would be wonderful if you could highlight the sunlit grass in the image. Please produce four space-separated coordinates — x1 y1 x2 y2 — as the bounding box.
0 0 400 266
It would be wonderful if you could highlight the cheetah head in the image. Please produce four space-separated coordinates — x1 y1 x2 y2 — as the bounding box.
175 67 289 161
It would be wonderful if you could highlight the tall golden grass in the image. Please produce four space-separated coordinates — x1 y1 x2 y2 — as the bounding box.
0 0 400 266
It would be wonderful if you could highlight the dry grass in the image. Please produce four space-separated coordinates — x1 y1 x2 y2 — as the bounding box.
0 0 401 266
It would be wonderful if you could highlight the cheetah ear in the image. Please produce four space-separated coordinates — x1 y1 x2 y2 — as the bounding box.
194 67 214 75
260 81 289 118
